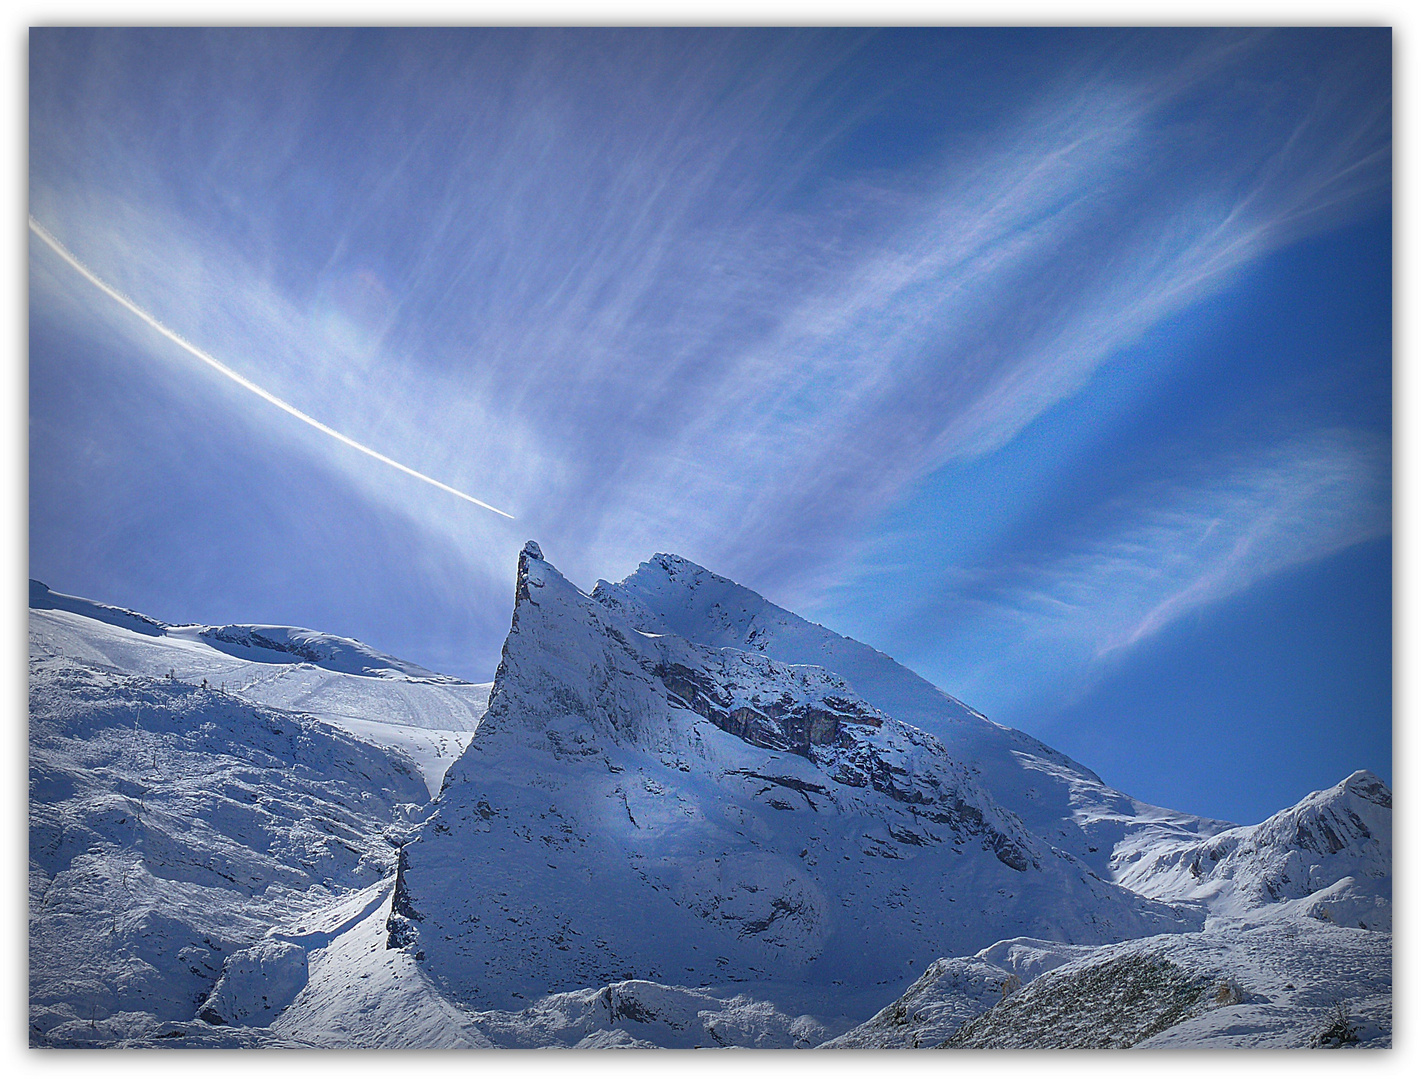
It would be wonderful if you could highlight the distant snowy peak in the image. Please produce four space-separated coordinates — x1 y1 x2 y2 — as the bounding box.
29 580 466 684
188 625 462 683
1115 770 1392 928
31 579 167 637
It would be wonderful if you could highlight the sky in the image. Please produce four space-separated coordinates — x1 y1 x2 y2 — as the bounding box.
28 27 1391 826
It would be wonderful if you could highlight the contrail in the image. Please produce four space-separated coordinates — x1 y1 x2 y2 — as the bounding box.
29 216 515 520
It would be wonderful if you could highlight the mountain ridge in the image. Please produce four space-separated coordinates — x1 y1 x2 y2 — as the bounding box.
28 545 1390 1047
31 579 469 684
391 542 1203 1018
593 552 1234 876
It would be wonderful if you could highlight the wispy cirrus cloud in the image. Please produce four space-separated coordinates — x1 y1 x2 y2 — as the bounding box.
909 429 1390 715
646 33 1390 594
29 29 1390 679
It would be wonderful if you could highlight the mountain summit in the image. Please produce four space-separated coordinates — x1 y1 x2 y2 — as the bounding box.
594 553 1231 873
29 546 1389 1047
389 544 1200 1018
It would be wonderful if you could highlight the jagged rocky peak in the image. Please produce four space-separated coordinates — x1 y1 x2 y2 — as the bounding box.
591 550 1230 880
590 551 994 738
485 542 883 759
477 540 679 749
391 545 1201 1015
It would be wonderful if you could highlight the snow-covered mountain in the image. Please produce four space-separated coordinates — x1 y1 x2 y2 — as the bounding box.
390 543 1201 1022
828 773 1393 1048
1114 769 1392 930
594 554 1232 877
28 547 1391 1048
32 580 462 682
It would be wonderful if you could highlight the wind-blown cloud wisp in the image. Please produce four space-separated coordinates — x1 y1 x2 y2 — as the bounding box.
29 216 515 520
924 429 1390 716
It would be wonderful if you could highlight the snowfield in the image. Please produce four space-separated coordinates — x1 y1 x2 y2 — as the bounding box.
30 581 489 796
28 547 1390 1048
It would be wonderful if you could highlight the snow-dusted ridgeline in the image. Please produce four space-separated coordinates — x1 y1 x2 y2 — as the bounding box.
1114 770 1392 930
29 548 1390 1048
828 772 1392 1048
30 581 490 796
391 543 1198 1022
595 554 1234 877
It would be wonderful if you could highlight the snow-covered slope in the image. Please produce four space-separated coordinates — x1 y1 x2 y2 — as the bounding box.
28 582 502 1045
829 772 1392 1048
29 554 1389 1049
594 554 1230 876
29 652 429 1046
30 581 491 795
390 543 1199 1023
1114 769 1392 929
264 880 834 1049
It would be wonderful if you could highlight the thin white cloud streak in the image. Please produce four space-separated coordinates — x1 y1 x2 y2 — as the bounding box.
935 430 1390 714
27 195 547 609
30 30 874 588
29 215 514 520
28 30 1390 620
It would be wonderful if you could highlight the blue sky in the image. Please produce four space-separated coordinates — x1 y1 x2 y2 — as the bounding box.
29 28 1390 825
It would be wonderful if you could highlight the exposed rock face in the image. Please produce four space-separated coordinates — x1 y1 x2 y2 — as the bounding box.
655 657 881 757
592 553 1232 876
391 544 1198 1018
942 952 1211 1048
